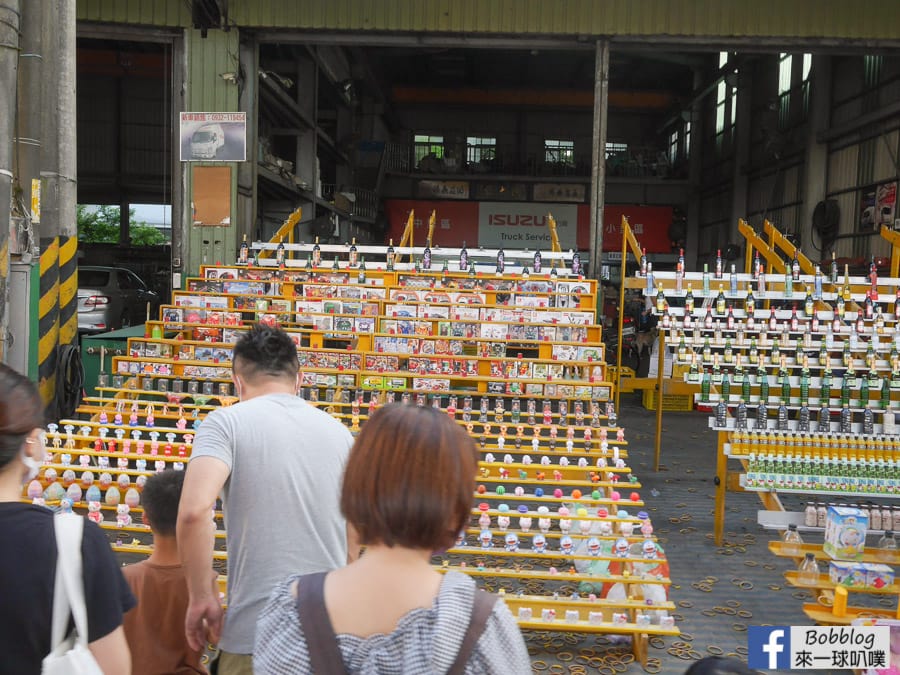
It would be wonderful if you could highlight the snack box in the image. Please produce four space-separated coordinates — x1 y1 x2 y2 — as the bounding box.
828 560 868 587
824 506 868 561
866 563 895 590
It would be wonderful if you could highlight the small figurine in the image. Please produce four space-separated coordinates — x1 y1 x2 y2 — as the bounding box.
537 506 551 533
478 512 491 529
497 514 510 531
504 533 519 552
586 537 602 556
479 529 493 549
116 503 132 528
59 498 73 514
87 501 103 524
519 516 532 533
559 535 574 555
532 534 547 554
613 538 630 557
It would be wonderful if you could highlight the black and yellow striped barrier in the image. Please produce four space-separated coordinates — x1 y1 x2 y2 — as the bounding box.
57 235 77 347
38 236 59 405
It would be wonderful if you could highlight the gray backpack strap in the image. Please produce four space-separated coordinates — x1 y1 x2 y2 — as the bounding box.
295 572 347 675
447 590 499 675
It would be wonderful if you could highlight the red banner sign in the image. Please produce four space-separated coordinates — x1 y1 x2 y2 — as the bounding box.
385 200 673 254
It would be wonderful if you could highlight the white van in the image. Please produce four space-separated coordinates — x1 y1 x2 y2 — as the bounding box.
190 123 226 159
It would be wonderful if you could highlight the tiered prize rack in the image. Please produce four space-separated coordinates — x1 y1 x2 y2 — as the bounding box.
26 242 679 662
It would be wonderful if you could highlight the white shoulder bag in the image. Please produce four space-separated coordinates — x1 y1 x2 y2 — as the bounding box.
41 512 104 675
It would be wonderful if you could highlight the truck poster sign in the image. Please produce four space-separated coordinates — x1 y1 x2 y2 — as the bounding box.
179 112 246 162
478 202 578 250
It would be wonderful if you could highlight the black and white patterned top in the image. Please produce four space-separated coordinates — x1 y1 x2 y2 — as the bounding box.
253 571 531 674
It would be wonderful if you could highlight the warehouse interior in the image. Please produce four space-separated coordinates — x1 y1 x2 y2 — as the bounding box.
73 32 900 281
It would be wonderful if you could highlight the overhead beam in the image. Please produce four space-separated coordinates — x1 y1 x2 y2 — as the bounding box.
391 86 672 109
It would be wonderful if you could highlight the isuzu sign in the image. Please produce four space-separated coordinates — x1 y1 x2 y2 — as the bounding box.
478 202 578 249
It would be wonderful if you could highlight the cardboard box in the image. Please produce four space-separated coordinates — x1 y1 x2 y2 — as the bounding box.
866 563 895 590
828 560 867 587
824 506 869 561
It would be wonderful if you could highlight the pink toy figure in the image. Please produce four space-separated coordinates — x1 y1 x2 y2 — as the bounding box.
549 425 558 440
113 413 123 426
150 442 159 455
129 413 139 426
136 441 145 454
117 457 128 470
176 417 187 431
600 428 608 441
641 521 654 536
99 411 108 424
553 470 563 482
145 405 155 427
497 514 510 531
617 429 625 442
116 504 132 528
79 454 91 468
478 512 491 529
87 501 103 524
123 440 131 453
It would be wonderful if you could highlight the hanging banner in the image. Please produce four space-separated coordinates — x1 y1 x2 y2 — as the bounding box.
416 180 470 200
533 183 586 203
479 202 578 249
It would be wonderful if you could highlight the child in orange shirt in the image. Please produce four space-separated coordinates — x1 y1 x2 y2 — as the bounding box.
123 469 209 674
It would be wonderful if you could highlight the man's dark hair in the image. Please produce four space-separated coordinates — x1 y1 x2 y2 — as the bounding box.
232 324 299 381
685 657 761 675
142 469 185 536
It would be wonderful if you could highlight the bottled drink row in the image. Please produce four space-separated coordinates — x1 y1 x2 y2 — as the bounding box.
239 235 586 277
744 451 900 495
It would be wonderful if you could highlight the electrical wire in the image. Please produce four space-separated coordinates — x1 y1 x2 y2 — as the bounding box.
54 344 84 420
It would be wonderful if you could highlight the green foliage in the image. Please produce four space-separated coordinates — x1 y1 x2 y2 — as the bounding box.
77 204 168 246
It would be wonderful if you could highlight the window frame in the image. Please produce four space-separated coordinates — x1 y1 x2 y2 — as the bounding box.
544 138 575 167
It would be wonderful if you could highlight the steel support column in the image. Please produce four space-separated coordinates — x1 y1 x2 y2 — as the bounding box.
0 0 19 364
588 40 609 294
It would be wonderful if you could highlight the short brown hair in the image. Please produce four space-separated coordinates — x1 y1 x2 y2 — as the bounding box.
341 404 478 550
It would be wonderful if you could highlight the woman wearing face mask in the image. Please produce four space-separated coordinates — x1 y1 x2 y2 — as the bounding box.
0 364 135 673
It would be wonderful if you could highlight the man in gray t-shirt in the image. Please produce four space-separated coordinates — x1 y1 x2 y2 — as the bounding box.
178 325 355 674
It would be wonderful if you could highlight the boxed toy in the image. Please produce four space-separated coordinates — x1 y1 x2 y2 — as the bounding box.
828 560 867 587
824 506 868 561
866 564 895 590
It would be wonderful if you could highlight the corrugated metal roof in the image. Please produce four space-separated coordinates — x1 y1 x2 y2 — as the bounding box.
77 0 900 42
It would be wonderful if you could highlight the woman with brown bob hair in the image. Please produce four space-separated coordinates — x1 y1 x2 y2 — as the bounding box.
254 404 531 674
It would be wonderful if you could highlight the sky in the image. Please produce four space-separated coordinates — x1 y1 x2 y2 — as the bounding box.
131 204 172 226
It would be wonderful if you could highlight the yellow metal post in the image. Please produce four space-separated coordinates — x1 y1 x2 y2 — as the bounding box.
547 214 561 267
427 209 436 246
398 210 416 262
654 328 664 472
880 225 900 278
258 207 302 259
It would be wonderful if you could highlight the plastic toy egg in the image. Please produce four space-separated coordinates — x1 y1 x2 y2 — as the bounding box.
136 475 147 488
617 510 629 519
576 507 588 518
630 492 640 502
571 489 582 499
66 484 82 503
558 507 569 517
80 471 94 488
117 474 131 489
498 503 509 513
43 467 58 483
534 487 544 497
61 470 76 486
477 484 486 494
514 486 524 496
105 486 121 505
85 485 101 503
99 472 113 488
496 485 506 496
592 490 601 500
610 491 621 501
26 480 43 499
44 482 65 502
553 489 563 498
124 488 140 508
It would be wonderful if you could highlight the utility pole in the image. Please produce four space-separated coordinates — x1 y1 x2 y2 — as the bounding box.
589 40 610 306
0 0 19 364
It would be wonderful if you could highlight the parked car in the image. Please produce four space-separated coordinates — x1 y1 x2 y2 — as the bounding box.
77 266 159 333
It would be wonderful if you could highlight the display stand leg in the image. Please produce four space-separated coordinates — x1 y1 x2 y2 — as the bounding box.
654 329 664 472
715 431 728 546
632 633 649 665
